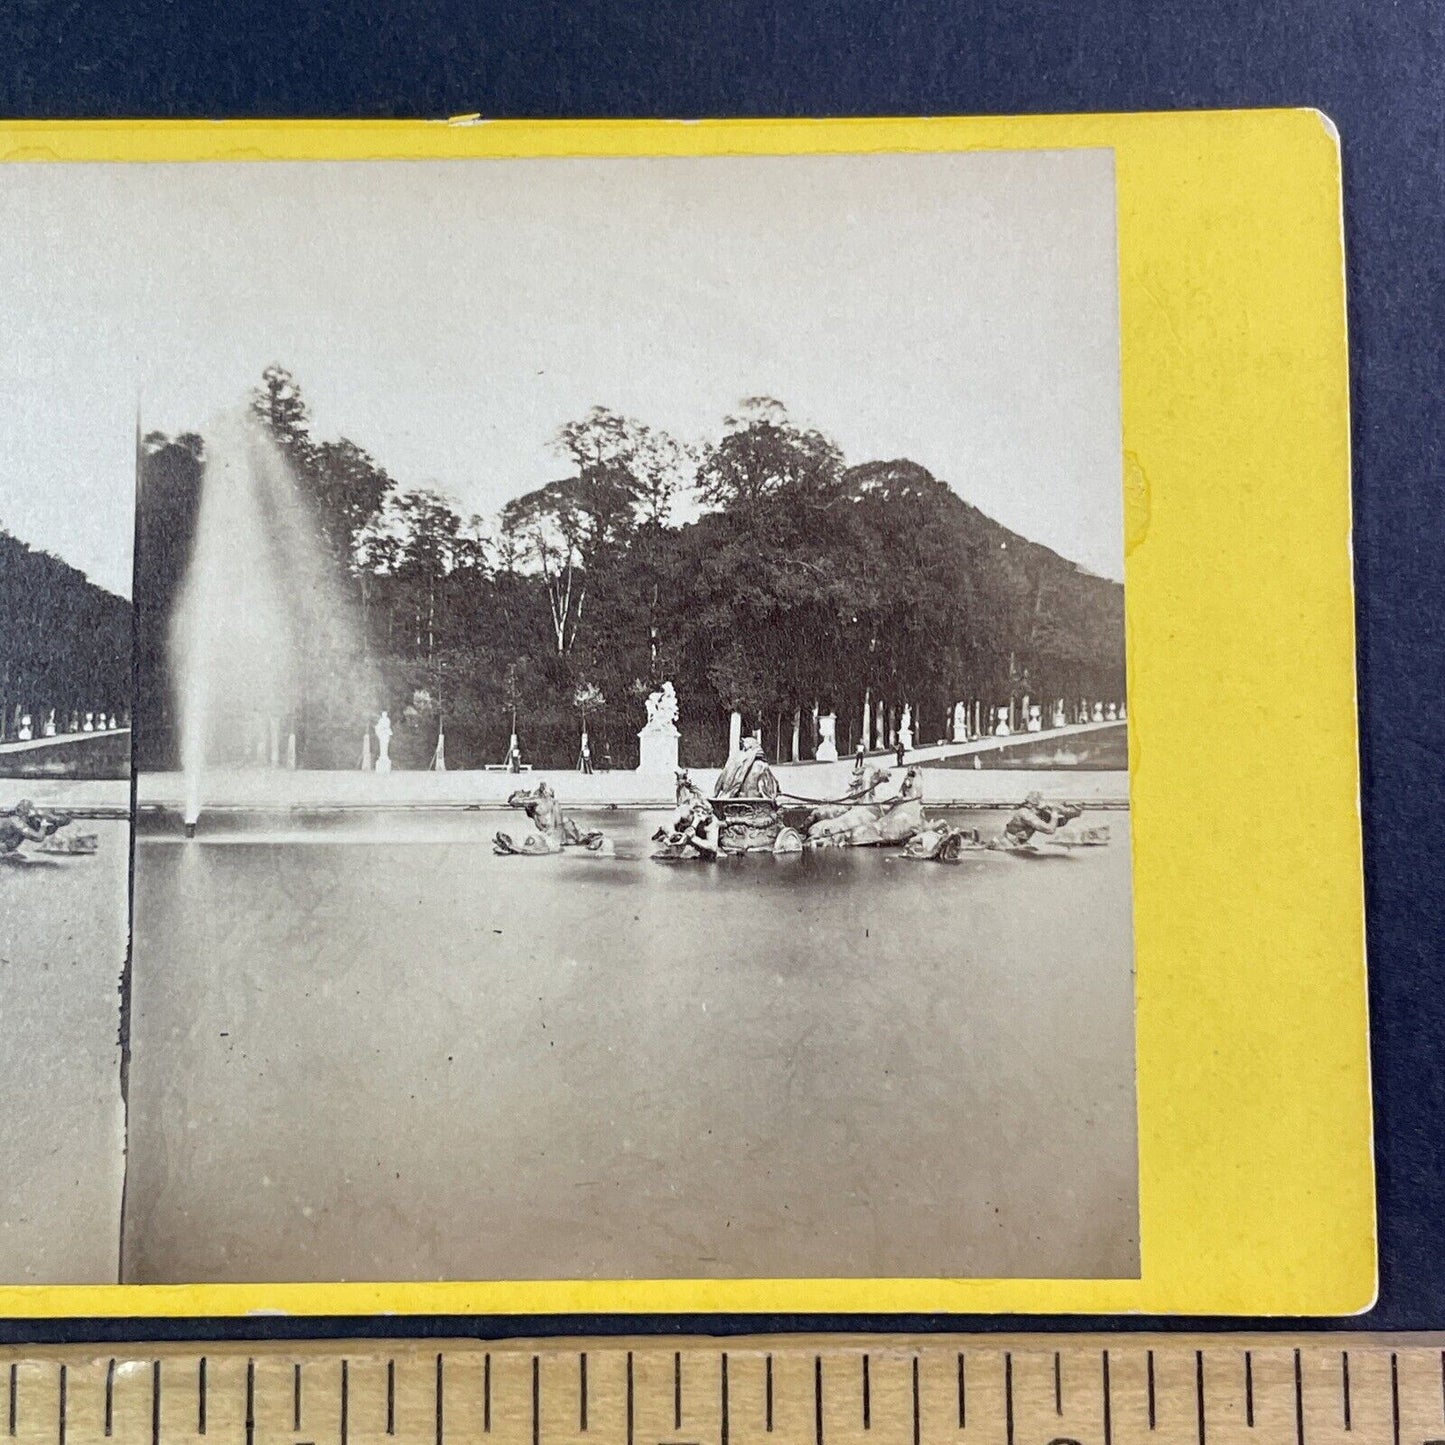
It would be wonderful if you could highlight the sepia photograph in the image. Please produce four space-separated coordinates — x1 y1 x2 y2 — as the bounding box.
2 148 1134 1285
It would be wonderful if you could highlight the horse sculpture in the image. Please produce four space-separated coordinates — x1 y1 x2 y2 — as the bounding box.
800 766 926 847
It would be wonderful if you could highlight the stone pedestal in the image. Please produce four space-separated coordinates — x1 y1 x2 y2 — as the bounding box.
1027 705 1042 732
816 712 838 762
638 725 680 774
1051 701 1067 729
994 706 1012 736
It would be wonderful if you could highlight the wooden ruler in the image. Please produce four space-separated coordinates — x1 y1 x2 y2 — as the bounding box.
2 1337 1444 1445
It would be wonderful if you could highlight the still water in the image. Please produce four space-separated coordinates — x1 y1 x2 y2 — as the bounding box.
126 806 1138 1284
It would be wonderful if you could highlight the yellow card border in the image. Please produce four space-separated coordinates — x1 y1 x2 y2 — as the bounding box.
0 110 1372 1317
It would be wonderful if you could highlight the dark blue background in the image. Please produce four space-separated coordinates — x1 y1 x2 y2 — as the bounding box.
3 0 1441 1341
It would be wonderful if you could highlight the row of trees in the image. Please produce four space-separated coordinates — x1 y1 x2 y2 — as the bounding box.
0 530 132 756
134 367 1126 771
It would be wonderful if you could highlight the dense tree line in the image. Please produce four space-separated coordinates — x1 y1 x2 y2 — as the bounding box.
135 368 1126 771
0 530 131 742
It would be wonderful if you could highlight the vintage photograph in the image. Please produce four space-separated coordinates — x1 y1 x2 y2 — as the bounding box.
0 240 133 1281
2 148 1134 1284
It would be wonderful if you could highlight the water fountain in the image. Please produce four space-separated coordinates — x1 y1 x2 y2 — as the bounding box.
169 413 376 834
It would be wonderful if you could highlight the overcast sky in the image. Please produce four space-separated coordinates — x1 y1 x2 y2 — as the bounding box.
0 149 1121 599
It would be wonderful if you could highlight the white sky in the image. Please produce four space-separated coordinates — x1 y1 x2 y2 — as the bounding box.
0 149 1122 599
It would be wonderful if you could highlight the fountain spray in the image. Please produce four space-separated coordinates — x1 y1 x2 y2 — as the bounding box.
168 410 376 833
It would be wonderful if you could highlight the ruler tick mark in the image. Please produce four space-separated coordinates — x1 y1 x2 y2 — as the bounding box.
911 1358 920 1445
58 1364 66 1445
1004 1354 1014 1445
1054 1352 1062 1416
814 1356 823 1445
245 1360 255 1445
1103 1350 1113 1445
387 1360 395 1436
105 1359 115 1438
294 1362 303 1433
1147 1350 1156 1430
340 1360 349 1445
1342 1351 1352 1431
10 1362 17 1436
675 1351 683 1430
1245 1351 1254 1428
1294 1349 1304 1445
580 1352 588 1432
1194 1351 1204 1445
766 1355 773 1433
957 1353 965 1430
1390 1353 1400 1445
485 1354 492 1434
151 1361 160 1445
438 1354 446 1445
197 1357 206 1436
626 1352 634 1445
720 1353 729 1445
862 1355 870 1431
531 1356 540 1445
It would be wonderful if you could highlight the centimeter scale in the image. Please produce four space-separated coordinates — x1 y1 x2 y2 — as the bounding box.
3 1338 1444 1445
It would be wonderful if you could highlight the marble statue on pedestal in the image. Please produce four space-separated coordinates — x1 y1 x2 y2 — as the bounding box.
1093 702 1105 722
1027 704 1042 732
374 711 393 774
816 712 838 762
898 704 914 751
1052 700 1067 729
952 702 967 743
994 705 1011 736
638 679 681 774
1106 702 1118 720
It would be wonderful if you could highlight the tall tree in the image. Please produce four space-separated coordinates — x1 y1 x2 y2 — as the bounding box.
695 397 845 512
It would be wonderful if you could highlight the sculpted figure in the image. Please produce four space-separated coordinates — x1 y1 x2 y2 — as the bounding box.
993 792 1084 849
714 736 779 800
374 711 393 774
494 782 606 855
804 766 924 847
651 772 723 860
0 800 76 857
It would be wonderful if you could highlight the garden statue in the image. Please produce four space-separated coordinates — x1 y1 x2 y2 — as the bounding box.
638 679 681 773
816 711 838 762
374 711 393 775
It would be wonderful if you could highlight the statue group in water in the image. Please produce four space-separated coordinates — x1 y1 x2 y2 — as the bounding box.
0 800 97 860
494 730 1110 862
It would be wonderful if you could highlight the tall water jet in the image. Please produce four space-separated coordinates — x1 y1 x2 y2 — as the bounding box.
170 412 376 830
